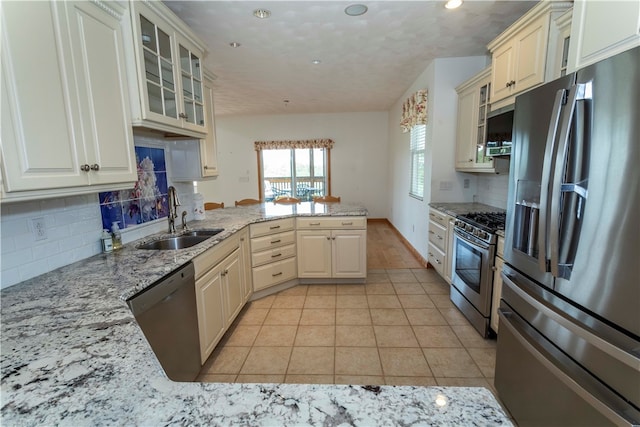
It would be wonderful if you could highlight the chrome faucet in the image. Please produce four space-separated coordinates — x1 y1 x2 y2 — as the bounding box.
168 186 180 233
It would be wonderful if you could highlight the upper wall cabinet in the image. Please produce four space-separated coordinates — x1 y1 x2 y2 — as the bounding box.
487 1 572 110
566 0 640 73
127 1 208 138
1 1 137 202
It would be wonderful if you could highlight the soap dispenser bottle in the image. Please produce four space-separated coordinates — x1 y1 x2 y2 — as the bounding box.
101 230 113 253
111 221 123 250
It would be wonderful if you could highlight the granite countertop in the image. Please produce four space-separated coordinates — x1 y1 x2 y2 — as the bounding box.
1 202 512 426
429 202 505 218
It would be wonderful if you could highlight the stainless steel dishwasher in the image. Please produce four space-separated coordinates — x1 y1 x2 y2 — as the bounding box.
127 262 201 382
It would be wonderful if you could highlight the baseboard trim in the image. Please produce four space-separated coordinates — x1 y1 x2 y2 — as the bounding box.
368 218 431 269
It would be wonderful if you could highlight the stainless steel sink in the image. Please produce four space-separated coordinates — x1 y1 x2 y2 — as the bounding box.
137 229 224 250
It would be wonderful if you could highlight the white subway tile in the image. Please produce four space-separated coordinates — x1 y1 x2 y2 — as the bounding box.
2 248 33 270
0 267 21 289
32 241 61 260
18 259 50 282
0 218 30 238
1 236 16 254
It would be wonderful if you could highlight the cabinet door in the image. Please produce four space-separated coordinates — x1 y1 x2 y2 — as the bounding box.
239 229 252 303
64 1 137 186
195 263 226 364
297 231 332 278
445 218 455 284
454 87 477 169
200 74 219 177
177 39 206 133
332 230 366 278
222 249 244 326
513 14 548 94
490 256 504 333
1 1 89 192
491 41 515 103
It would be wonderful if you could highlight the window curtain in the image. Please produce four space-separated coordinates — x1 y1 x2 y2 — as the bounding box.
400 89 428 133
254 139 334 151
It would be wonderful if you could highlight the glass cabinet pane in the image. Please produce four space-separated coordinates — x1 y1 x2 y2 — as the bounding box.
160 59 174 90
140 16 157 53
478 106 486 125
144 50 160 84
183 100 194 123
479 85 487 104
147 83 163 114
180 46 190 73
158 28 171 60
195 104 204 126
191 53 201 79
164 89 177 118
182 73 193 99
193 80 202 102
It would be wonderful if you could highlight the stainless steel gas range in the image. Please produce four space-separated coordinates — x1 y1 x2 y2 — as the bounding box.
450 211 506 338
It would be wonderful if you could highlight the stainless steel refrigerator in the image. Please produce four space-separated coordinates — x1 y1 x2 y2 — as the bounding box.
496 46 640 426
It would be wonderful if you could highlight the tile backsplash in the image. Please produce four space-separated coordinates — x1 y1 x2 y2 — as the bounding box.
476 173 509 209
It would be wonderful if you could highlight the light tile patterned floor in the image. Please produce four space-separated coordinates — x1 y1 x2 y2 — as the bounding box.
198 268 497 392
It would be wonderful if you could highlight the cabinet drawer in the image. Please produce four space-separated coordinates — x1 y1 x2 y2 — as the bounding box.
428 243 447 277
250 230 295 253
428 209 449 228
252 243 296 267
297 216 366 229
250 218 295 238
252 257 297 291
193 235 239 279
428 220 447 251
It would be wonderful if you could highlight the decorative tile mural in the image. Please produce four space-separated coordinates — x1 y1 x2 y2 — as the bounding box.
99 146 169 231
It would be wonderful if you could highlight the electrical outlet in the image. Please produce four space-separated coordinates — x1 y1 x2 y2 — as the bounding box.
32 217 47 241
464 178 470 189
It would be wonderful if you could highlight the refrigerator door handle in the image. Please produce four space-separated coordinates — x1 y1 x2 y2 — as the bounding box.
538 89 567 273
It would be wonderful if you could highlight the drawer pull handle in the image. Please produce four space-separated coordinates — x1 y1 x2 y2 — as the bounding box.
271 253 282 258
272 272 283 277
342 222 353 226
270 225 281 230
271 239 281 244
437 236 443 240
309 222 321 226
435 259 442 265
428 230 435 234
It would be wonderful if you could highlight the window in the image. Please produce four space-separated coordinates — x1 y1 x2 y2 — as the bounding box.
409 124 426 200
259 148 329 201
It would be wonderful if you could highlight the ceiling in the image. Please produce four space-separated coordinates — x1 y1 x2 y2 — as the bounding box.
164 1 538 116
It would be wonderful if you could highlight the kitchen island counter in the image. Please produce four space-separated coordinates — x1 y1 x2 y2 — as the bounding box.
1 203 511 426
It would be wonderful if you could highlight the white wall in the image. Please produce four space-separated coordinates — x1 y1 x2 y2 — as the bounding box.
387 56 488 260
195 112 390 218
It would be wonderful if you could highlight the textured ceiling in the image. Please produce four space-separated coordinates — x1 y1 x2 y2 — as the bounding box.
164 1 538 116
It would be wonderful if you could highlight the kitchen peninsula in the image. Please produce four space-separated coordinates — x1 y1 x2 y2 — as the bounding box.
1 203 511 425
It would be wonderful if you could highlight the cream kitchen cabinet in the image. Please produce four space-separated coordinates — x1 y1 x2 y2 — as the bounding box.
296 217 367 279
487 1 572 109
445 217 456 284
127 1 208 138
566 0 640 73
490 236 505 333
1 1 137 201
193 234 244 364
428 208 451 279
238 227 252 304
250 218 297 292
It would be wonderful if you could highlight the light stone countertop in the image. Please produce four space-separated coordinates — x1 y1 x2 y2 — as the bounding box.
429 202 505 218
1 202 512 426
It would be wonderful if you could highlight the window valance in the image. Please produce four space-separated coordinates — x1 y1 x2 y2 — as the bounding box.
254 139 334 151
400 89 428 133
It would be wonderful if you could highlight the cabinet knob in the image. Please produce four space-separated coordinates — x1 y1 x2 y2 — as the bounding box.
505 82 510 88
80 164 90 172
203 165 208 170
90 164 100 171
179 113 188 119
326 237 331 240
468 159 473 162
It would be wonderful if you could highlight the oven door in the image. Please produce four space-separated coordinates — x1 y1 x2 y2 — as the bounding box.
451 228 495 316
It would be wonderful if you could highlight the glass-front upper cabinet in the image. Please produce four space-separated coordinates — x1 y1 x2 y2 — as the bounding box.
475 81 492 166
179 42 205 130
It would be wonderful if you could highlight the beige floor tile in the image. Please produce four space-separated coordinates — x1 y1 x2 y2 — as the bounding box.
368 269 387 274
422 348 483 378
467 347 496 378
336 295 369 309
299 308 335 325
392 283 426 294
367 295 401 308
335 375 384 385
435 377 492 388
379 348 432 377
370 308 409 325
385 376 437 386
335 308 371 325
294 325 335 346
236 307 269 325
203 346 251 374
336 284 366 295
236 374 285 383
254 325 298 346
364 282 395 294
365 273 391 284
439 308 471 326
335 325 376 347
413 326 463 348
429 294 455 309
415 269 445 283
263 308 302 325
277 285 308 296
285 374 334 384
387 271 418 283
397 294 435 309
271 295 306 309
240 346 292 375
305 295 336 309
410 269 432 282
373 325 419 347
287 347 334 375
249 295 276 309
223 325 261 346
386 268 412 274
335 347 383 376
197 374 237 383
306 284 337 295
451 325 497 348
421 282 450 295
404 308 448 326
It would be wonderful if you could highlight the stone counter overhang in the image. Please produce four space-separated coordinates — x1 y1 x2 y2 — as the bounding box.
1 202 512 426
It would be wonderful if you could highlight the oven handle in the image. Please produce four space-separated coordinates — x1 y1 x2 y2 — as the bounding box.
454 228 490 250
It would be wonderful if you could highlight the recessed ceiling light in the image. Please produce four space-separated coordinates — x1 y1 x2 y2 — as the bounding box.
229 42 241 48
445 0 463 9
253 9 271 19
344 4 368 16
311 59 321 65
